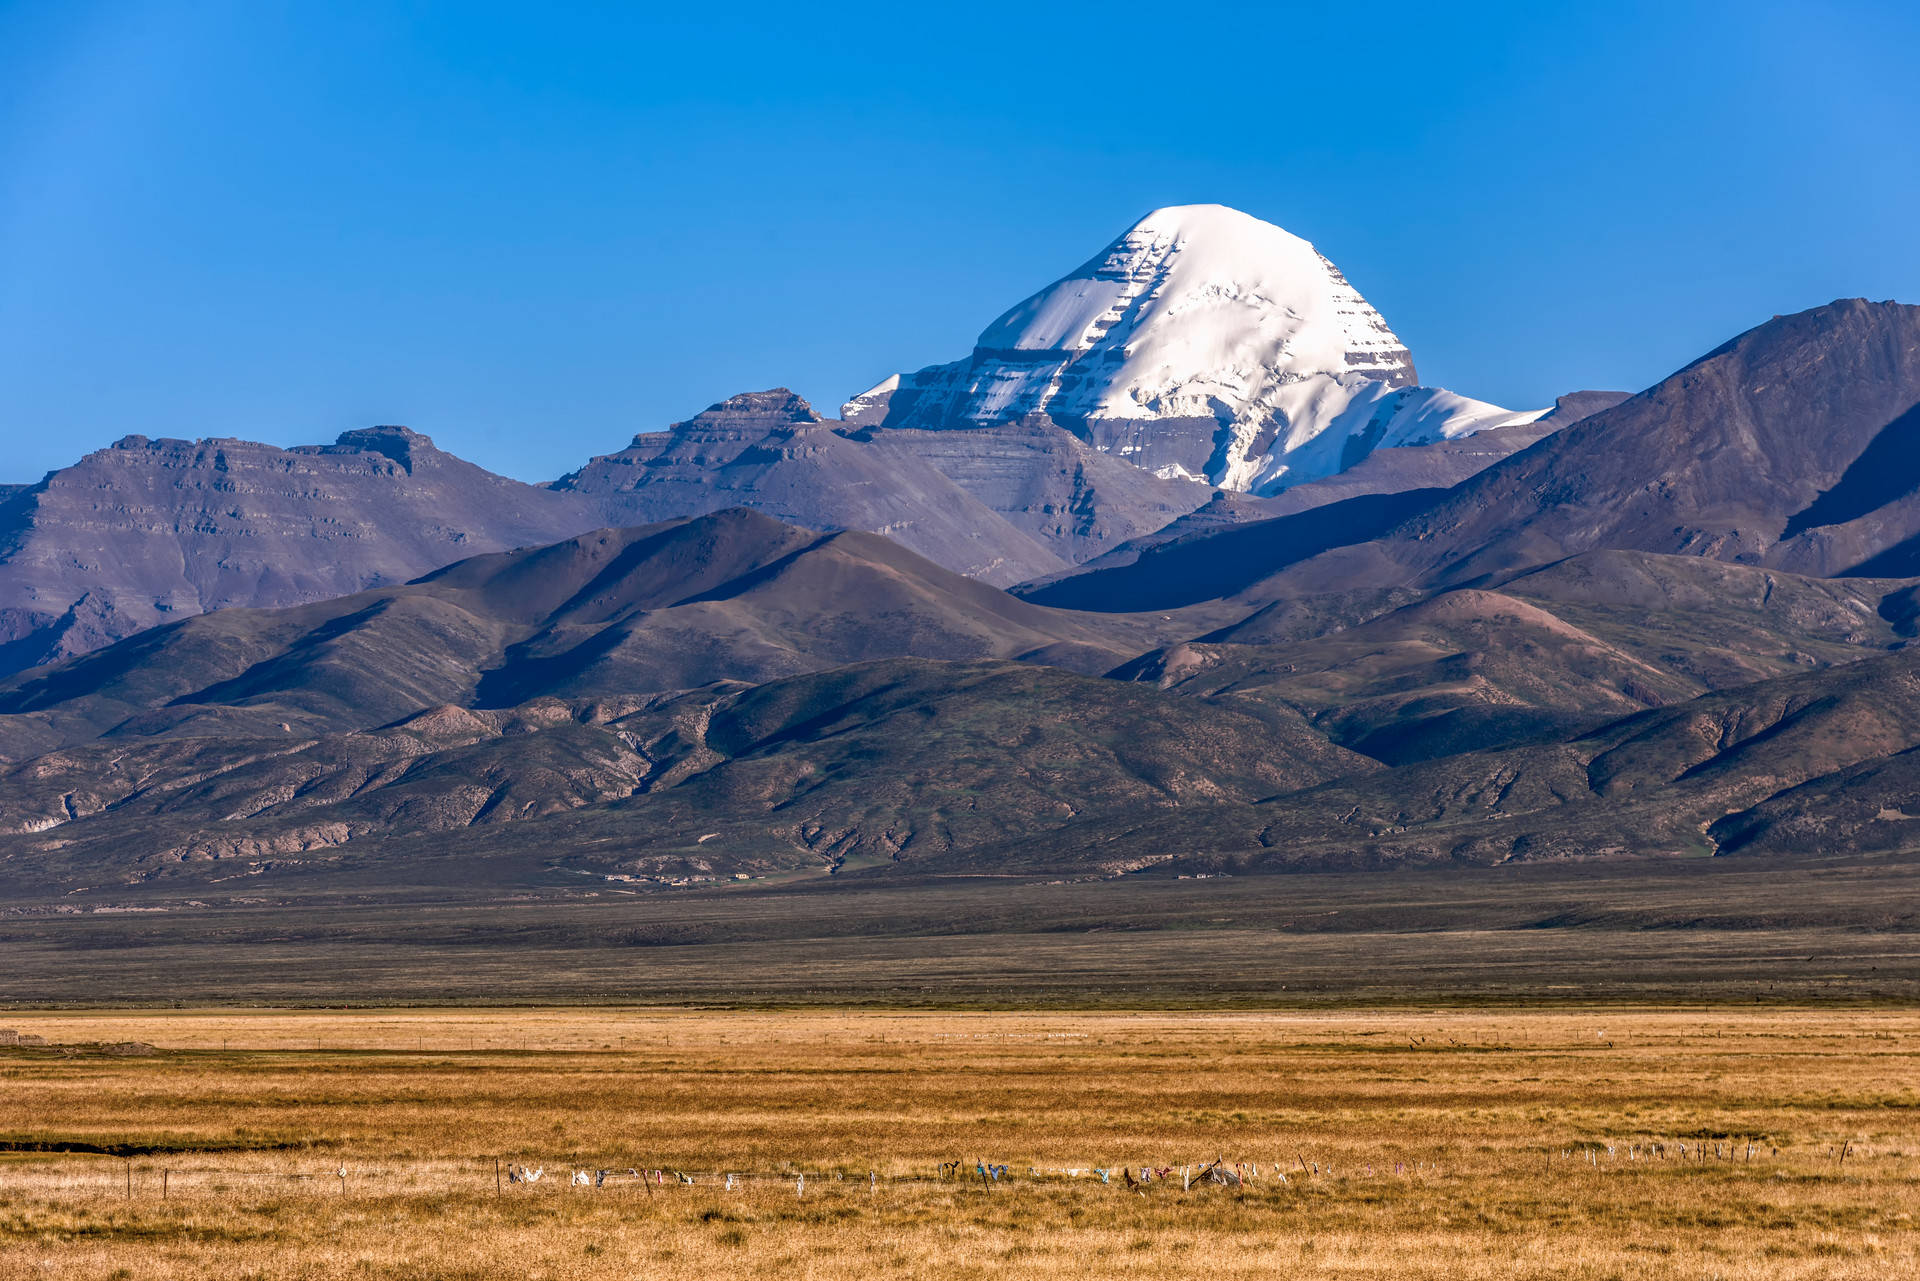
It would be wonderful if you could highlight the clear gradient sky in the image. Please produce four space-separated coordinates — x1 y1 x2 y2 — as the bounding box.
3 0 1917 483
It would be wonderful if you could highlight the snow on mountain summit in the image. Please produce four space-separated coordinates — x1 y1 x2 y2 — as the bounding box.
973 203 1416 397
846 204 1539 493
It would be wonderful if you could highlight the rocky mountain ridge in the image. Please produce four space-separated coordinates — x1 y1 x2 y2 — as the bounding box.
0 427 602 676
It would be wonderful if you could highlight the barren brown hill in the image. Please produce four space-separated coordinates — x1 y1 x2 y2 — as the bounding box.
1020 301 1920 612
0 509 1182 763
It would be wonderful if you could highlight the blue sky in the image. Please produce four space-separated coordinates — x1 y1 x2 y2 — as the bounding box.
2 0 1917 483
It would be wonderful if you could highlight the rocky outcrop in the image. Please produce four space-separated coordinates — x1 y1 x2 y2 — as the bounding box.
552 390 1068 585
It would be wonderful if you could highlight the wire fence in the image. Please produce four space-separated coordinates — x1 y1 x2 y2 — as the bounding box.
0 1137 1878 1205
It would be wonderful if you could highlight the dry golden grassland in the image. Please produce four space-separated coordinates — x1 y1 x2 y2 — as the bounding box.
2 1007 1917 1279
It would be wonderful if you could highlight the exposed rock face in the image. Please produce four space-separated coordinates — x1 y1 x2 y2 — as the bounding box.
843 416 1213 565
0 429 600 677
849 204 1537 492
551 390 1069 586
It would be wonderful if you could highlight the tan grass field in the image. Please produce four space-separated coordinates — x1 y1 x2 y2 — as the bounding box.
2 1007 1917 1279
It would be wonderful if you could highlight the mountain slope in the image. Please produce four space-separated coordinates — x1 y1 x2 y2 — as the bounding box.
0 393 1183 679
1021 301 1920 612
558 391 1215 579
0 509 1182 761
0 657 1370 890
1111 554 1911 766
1114 588 1697 765
1399 299 1920 586
1018 485 1446 613
963 644 1920 877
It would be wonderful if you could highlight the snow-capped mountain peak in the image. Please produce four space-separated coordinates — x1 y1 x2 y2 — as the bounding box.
846 204 1539 493
975 203 1415 397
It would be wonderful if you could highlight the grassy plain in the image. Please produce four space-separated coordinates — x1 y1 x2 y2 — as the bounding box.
2 1007 1917 1279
